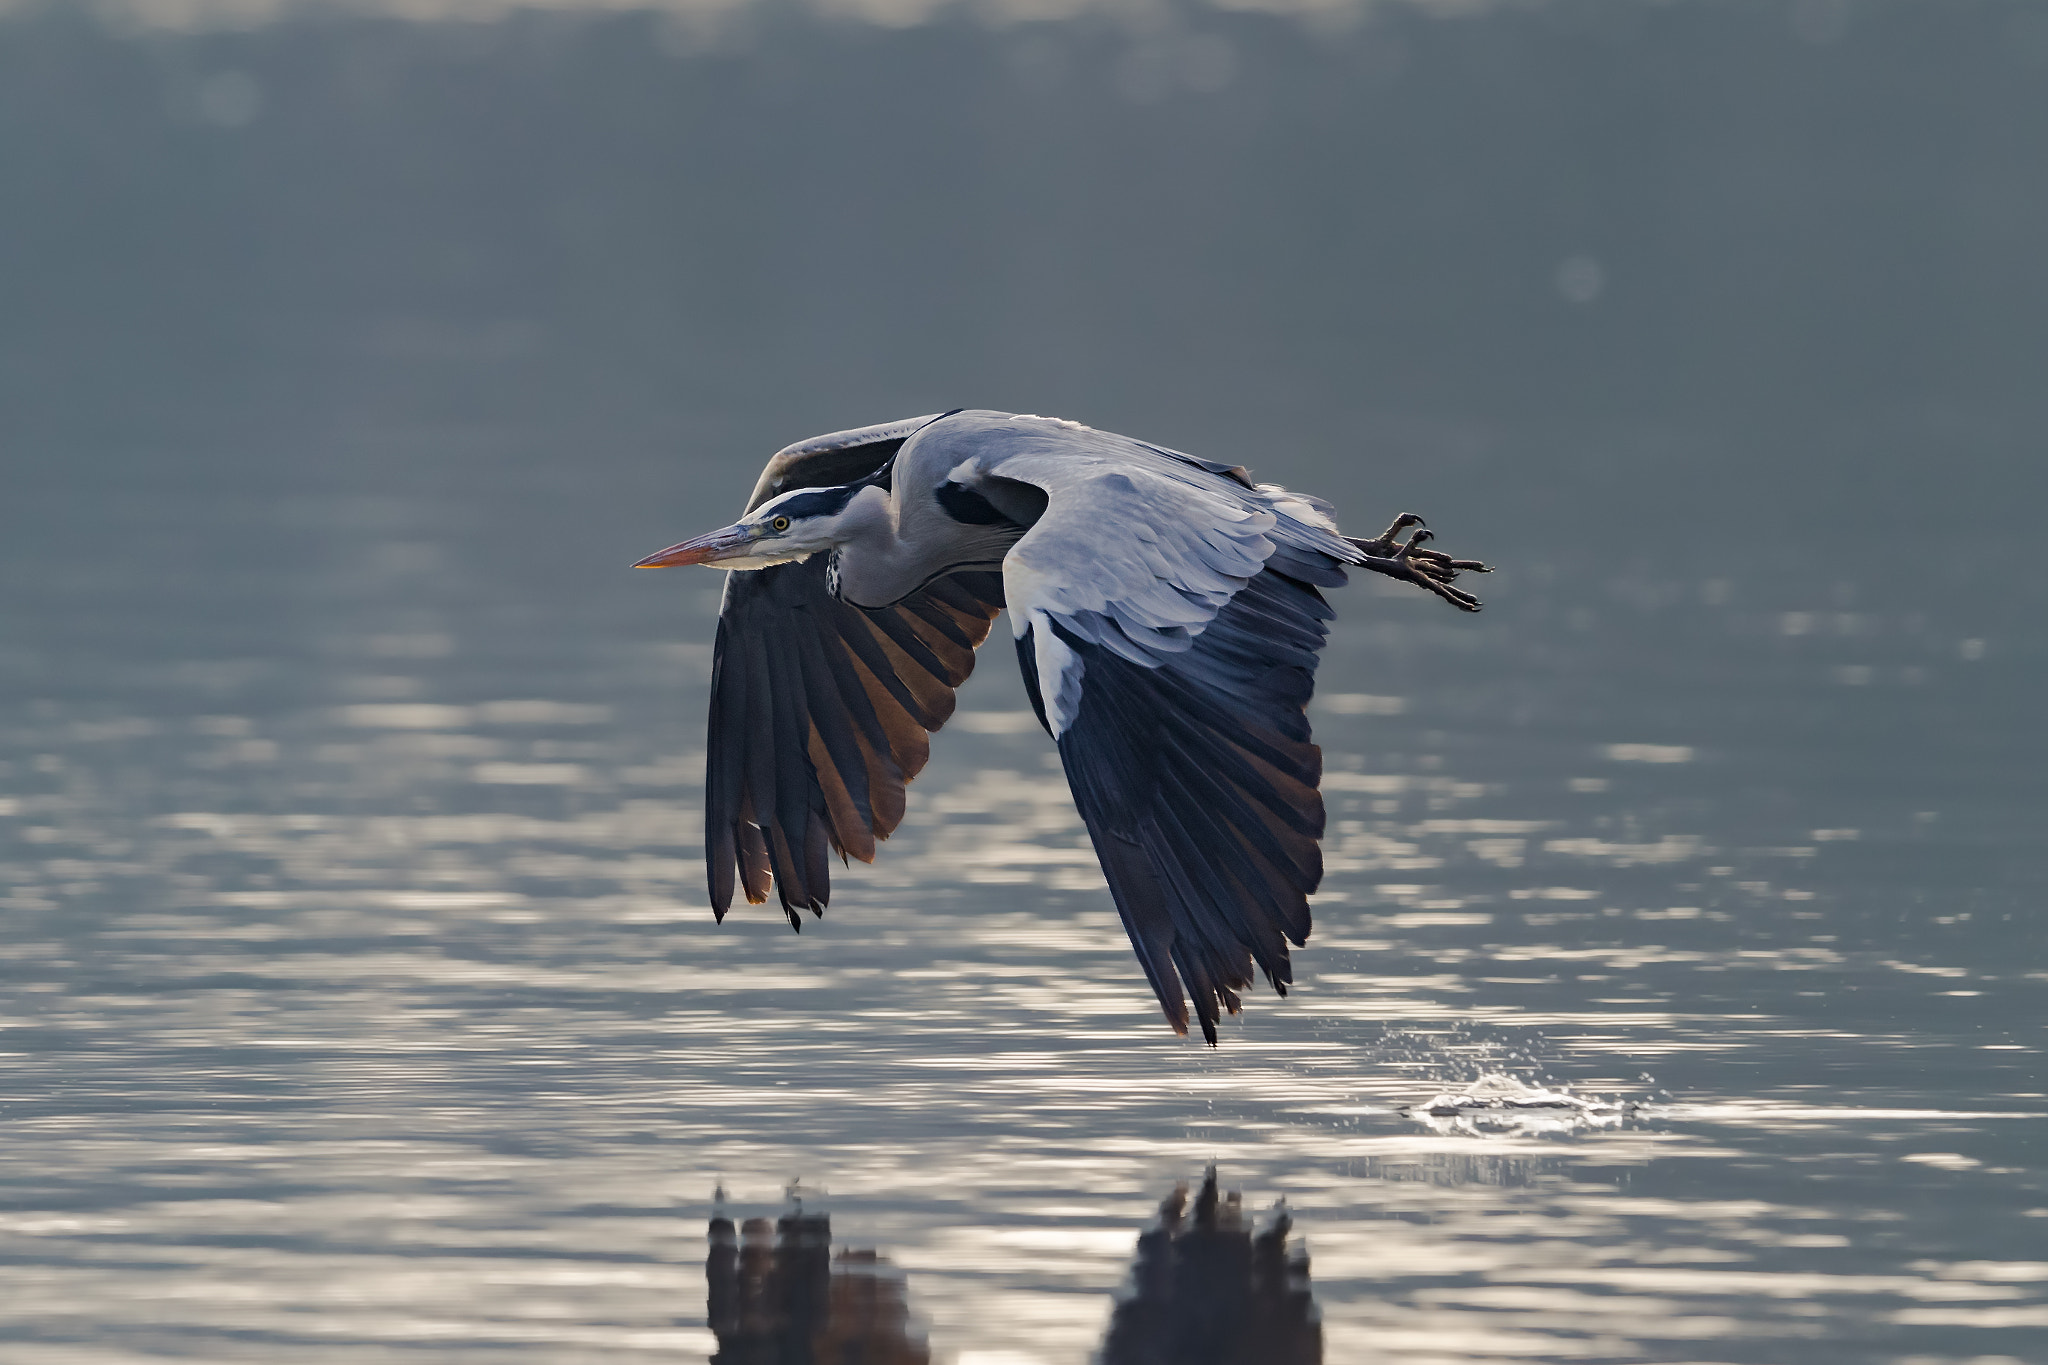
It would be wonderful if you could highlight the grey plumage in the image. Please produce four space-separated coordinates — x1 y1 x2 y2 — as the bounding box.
636 410 1487 1043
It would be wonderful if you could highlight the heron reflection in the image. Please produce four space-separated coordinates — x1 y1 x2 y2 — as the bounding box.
704 1169 1319 1364
1099 1168 1321 1365
706 1201 927 1365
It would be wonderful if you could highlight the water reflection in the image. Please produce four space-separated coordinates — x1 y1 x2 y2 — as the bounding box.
709 1198 929 1364
707 1171 1319 1365
1098 1170 1320 1365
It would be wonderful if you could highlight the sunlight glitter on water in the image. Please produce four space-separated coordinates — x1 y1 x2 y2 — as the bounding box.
3 610 2042 1361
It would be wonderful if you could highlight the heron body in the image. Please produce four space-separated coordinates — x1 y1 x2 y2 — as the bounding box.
637 410 1487 1043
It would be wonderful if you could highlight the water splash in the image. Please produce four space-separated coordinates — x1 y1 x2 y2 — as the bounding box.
1401 1072 1634 1137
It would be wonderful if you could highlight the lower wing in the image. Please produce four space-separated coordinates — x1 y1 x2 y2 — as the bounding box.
1015 558 1342 1042
706 559 1005 922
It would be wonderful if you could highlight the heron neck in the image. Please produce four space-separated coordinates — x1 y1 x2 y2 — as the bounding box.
830 490 1019 609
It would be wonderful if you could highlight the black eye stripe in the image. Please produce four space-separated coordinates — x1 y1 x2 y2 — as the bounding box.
768 486 861 523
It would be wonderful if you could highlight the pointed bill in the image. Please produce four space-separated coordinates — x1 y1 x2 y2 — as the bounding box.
634 524 752 568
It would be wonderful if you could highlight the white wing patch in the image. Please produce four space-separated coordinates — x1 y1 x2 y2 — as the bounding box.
1029 609 1086 737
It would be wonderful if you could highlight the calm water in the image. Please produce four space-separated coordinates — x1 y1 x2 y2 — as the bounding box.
2 2 2044 1361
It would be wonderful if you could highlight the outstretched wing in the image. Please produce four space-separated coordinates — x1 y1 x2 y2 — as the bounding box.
1016 566 1337 1045
705 418 1005 924
920 412 1363 1042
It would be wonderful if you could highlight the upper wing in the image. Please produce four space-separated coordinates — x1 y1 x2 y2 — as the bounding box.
738 415 940 512
704 417 1005 924
923 413 1361 1042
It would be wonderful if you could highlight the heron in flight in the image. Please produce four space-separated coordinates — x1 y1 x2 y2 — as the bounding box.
636 411 1487 1043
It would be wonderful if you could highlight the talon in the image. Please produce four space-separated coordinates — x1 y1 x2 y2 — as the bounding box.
1352 512 1489 612
1380 512 1426 542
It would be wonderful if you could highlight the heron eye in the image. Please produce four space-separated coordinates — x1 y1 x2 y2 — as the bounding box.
771 516 790 532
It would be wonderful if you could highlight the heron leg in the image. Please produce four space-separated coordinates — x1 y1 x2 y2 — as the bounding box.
1349 519 1491 612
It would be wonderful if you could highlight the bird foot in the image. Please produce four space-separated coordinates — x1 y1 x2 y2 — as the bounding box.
1348 514 1491 613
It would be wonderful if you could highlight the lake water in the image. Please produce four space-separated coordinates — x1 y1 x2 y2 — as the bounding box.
1 2 2042 1361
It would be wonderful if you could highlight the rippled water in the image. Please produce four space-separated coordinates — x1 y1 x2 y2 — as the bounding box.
4 2 2046 1361
3 455 2040 1363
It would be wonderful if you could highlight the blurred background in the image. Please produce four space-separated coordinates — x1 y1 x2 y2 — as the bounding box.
1 0 2043 1361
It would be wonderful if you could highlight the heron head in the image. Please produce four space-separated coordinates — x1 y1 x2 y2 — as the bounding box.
634 483 876 571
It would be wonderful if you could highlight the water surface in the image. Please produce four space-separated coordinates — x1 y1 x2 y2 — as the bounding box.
1 3 2043 1361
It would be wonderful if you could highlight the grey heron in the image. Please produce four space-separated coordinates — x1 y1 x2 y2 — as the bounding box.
636 410 1487 1043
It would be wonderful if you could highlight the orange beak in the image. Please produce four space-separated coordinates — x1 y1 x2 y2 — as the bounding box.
633 524 752 568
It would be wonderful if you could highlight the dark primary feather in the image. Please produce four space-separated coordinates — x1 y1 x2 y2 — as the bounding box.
706 426 1003 924
1018 562 1339 1043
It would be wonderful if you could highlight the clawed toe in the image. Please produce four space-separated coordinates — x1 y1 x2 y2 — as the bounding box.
1378 512 1427 543
1348 514 1490 612
1420 577 1484 611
